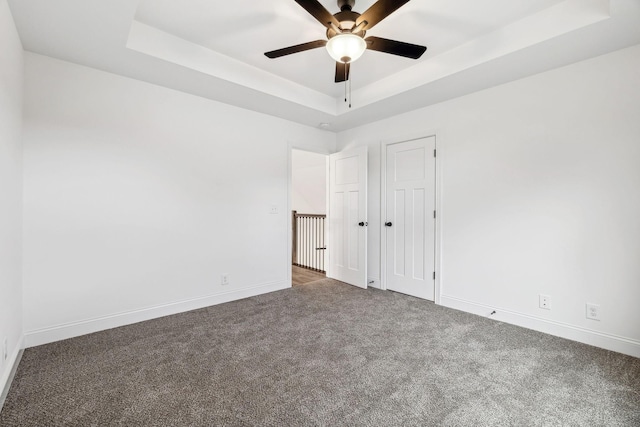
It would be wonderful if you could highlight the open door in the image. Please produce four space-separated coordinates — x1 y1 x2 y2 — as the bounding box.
327 146 368 288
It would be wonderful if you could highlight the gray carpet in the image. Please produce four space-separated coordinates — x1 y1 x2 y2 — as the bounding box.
1 279 638 426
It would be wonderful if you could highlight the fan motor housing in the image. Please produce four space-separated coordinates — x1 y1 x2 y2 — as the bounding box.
327 10 365 39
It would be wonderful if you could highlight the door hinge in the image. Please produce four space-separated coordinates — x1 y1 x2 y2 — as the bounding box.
433 272 436 280
433 210 436 219
434 149 436 158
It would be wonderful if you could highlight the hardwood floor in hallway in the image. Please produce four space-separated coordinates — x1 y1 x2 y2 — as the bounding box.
292 265 325 286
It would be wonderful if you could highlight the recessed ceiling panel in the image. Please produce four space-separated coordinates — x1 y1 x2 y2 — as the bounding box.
135 0 566 96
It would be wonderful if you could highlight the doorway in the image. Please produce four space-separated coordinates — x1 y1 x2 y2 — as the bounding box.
291 149 328 286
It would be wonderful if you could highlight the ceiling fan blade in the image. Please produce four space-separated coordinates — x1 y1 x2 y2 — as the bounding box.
295 0 341 29
356 0 410 31
265 40 327 59
335 62 351 83
365 36 426 59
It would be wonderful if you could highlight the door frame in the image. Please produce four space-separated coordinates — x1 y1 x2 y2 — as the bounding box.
287 143 331 287
380 133 443 304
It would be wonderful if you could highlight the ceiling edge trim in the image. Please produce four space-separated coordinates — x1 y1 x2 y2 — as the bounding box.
338 0 612 114
126 20 337 116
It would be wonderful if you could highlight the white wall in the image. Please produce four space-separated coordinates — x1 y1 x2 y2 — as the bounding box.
13 27 640 359
292 150 326 215
337 44 640 357
0 0 23 393
22 53 334 346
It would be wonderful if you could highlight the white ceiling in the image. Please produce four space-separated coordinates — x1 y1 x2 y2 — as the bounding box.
134 0 564 96
8 0 640 132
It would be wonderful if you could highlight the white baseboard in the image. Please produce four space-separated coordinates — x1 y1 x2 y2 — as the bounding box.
440 294 640 359
24 281 289 348
0 335 24 410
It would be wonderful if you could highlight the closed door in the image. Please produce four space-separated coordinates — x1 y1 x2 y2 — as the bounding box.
385 137 436 300
328 146 368 288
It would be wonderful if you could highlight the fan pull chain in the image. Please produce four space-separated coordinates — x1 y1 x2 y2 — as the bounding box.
349 70 352 109
344 64 347 102
342 63 353 108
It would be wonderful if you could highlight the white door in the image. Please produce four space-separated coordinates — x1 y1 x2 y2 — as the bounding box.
328 146 368 288
385 137 436 300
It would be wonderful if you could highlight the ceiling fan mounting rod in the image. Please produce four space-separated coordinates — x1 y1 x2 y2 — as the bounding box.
338 0 355 11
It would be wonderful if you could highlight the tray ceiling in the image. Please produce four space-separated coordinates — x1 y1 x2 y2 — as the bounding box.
8 0 640 131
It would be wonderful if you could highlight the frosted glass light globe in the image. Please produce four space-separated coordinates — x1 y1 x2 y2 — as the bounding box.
326 34 366 63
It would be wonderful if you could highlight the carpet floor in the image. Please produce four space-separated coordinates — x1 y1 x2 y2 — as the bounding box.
1 279 639 426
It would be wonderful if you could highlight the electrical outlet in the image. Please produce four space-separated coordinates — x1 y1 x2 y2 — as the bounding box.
221 274 229 286
269 205 278 214
539 294 551 310
586 303 601 321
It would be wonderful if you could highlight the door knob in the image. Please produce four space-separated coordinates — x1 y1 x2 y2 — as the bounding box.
385 222 392 227
358 222 368 227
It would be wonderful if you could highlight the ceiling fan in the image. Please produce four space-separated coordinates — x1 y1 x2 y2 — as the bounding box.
265 0 427 84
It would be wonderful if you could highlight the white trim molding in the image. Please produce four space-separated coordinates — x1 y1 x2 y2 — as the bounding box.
0 335 24 410
440 294 640 359
24 281 289 348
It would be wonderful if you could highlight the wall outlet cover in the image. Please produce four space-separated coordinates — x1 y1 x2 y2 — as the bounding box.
586 303 601 321
539 294 551 310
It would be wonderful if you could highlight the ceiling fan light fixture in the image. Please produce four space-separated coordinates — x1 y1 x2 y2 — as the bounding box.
326 33 366 63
